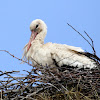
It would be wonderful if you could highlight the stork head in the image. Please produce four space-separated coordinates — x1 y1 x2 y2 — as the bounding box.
27 19 47 51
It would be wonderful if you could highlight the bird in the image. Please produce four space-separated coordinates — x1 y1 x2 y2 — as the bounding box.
22 19 97 70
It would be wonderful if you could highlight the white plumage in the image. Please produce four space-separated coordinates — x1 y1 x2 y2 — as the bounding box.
22 19 96 69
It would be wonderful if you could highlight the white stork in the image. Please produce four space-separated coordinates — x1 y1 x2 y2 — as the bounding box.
22 19 96 69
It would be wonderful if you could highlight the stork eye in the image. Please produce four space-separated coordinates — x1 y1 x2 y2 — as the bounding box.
36 24 39 28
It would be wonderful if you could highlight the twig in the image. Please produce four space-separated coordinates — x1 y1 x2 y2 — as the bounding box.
1 89 2 100
67 23 96 55
84 31 96 55
0 50 33 66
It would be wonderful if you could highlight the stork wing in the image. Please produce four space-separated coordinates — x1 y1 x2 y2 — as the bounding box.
43 43 96 69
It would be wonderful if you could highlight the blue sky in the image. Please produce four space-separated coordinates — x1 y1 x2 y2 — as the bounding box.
0 0 100 73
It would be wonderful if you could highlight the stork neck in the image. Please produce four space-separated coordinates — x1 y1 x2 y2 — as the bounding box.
33 30 47 45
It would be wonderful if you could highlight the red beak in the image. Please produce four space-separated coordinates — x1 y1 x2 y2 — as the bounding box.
27 31 37 51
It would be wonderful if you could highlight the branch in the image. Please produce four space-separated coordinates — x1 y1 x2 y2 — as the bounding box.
0 50 33 66
84 31 96 55
67 23 96 55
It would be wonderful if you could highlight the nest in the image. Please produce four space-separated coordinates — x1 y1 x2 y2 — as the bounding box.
0 60 100 100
